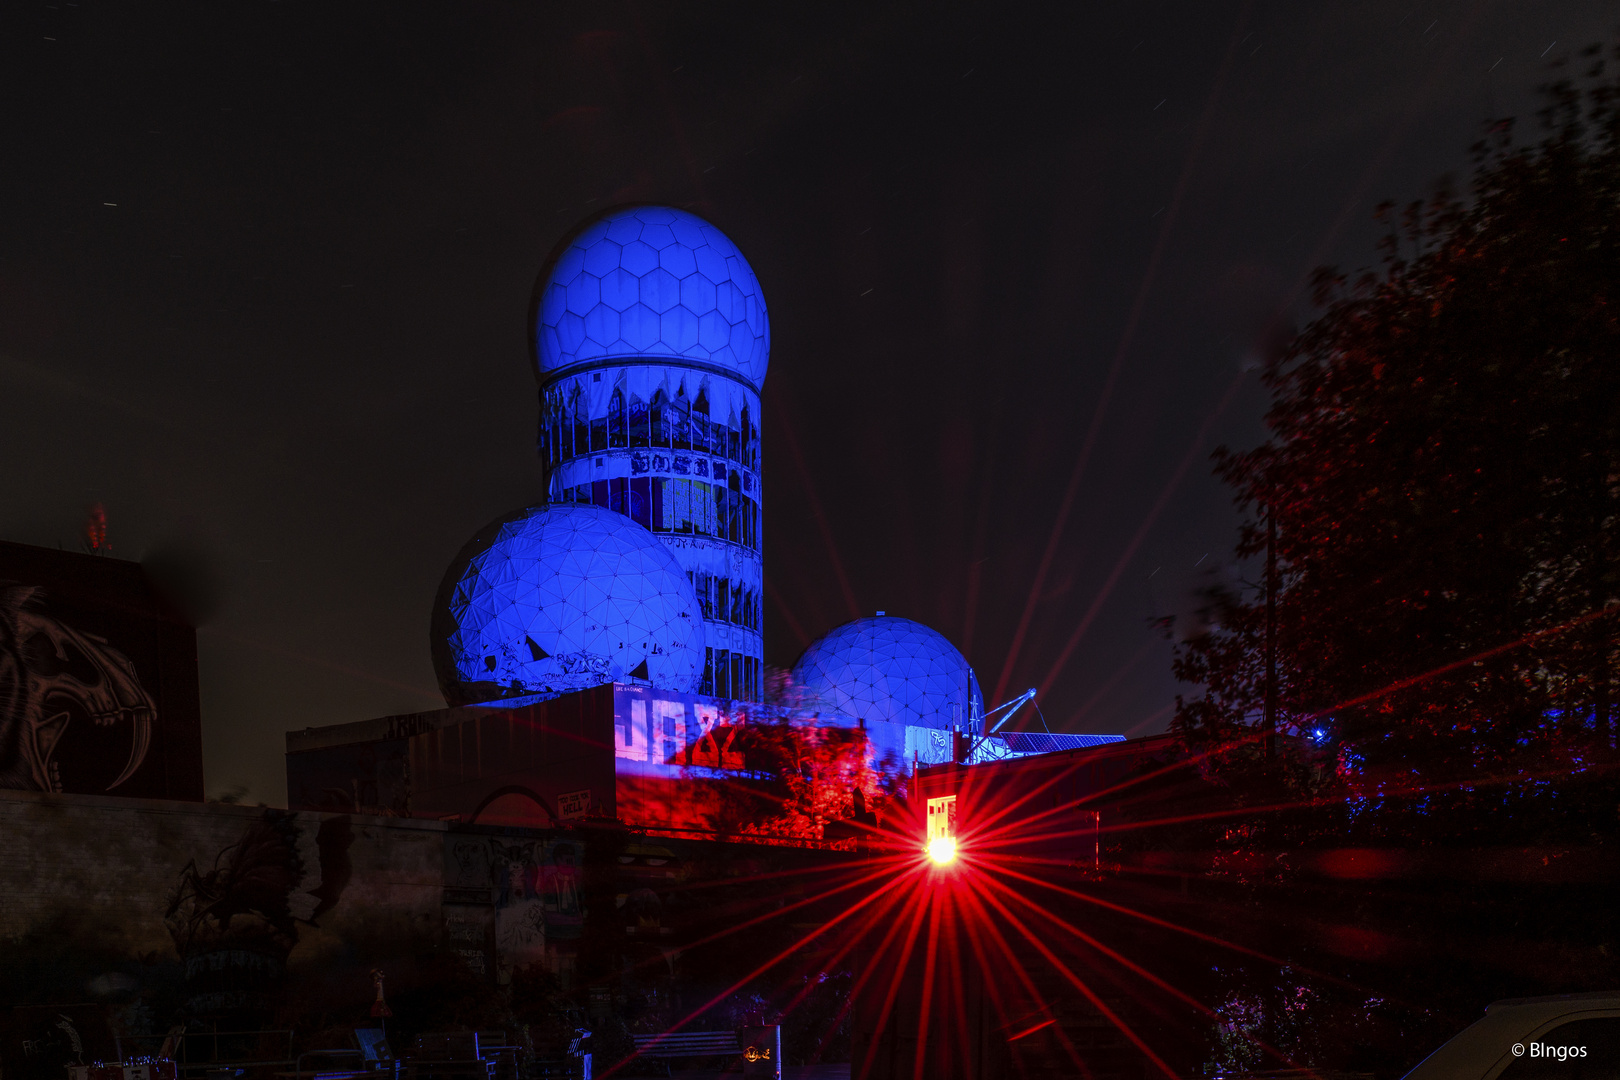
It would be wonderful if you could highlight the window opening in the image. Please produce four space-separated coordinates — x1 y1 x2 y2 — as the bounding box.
629 477 652 528
609 388 627 448
629 393 649 447
692 386 711 454
650 390 669 447
651 478 668 531
572 390 589 461
672 386 691 451
673 479 691 534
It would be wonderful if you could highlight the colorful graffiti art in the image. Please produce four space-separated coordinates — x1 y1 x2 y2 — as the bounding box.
443 834 585 984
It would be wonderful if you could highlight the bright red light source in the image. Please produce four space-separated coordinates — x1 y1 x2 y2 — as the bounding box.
927 836 957 865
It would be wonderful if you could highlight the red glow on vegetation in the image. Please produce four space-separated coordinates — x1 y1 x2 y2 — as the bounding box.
1310 604 1620 718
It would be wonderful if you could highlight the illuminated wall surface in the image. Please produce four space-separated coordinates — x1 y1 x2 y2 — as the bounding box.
608 683 1008 788
430 504 705 707
790 615 985 737
534 206 767 701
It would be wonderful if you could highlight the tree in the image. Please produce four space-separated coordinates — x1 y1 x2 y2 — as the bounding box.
1174 52 1620 843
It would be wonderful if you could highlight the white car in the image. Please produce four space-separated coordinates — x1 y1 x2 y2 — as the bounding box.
1403 992 1620 1079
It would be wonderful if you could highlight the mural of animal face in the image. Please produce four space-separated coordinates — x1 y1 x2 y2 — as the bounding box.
0 585 155 793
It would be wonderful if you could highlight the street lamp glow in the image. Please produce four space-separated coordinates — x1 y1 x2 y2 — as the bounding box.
927 836 958 865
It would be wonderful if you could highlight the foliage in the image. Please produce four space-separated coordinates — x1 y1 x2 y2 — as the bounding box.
732 720 877 837
778 969 853 1065
1203 966 1438 1078
1168 48 1620 1078
658 717 886 842
1205 988 1267 1076
1174 49 1620 842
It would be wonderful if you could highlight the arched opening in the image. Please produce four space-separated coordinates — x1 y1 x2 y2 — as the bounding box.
469 785 557 828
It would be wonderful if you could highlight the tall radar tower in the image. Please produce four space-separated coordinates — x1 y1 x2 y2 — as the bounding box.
531 205 768 702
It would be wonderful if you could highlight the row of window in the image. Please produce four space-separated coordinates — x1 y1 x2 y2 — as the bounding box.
704 648 761 703
686 570 761 631
558 477 760 551
540 388 759 472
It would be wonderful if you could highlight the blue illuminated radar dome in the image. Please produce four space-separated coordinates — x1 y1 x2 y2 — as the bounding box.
534 205 770 390
790 616 984 731
431 504 705 706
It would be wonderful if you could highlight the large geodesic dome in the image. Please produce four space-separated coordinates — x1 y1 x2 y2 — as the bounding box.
790 615 984 731
431 504 705 706
533 205 770 390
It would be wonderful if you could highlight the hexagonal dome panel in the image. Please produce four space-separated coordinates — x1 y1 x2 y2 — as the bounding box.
431 504 705 706
790 616 984 730
535 206 770 390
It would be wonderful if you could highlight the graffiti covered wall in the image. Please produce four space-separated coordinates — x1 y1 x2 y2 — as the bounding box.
440 833 584 984
0 790 434 995
0 787 591 1041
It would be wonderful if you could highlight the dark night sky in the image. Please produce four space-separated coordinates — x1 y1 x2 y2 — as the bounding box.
2 1 1612 804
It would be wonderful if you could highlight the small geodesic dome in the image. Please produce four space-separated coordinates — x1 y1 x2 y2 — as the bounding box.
431 504 704 705
790 615 984 731
533 205 770 390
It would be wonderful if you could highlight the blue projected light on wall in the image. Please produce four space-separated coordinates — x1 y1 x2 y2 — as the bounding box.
535 206 770 390
791 615 984 731
431 504 705 706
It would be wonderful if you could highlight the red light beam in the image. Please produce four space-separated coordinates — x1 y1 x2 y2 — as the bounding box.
972 879 1182 1080
1309 604 1620 719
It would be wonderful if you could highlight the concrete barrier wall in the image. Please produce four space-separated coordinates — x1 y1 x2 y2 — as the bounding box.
0 789 447 958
